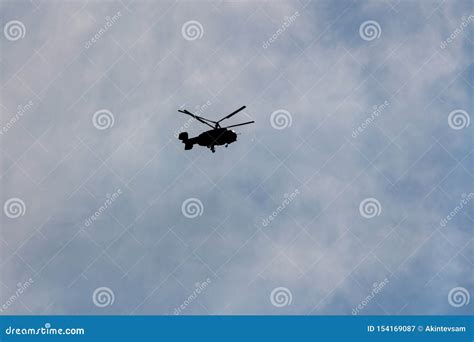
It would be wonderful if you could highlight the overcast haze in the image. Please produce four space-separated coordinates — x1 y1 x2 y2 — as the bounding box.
0 0 472 315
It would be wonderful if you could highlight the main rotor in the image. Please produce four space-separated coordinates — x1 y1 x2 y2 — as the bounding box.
178 105 254 130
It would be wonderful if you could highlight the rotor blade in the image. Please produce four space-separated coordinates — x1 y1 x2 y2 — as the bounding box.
223 121 255 129
217 106 246 123
178 110 215 129
179 110 217 124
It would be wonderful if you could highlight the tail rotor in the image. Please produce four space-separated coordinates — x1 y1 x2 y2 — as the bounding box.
178 132 193 150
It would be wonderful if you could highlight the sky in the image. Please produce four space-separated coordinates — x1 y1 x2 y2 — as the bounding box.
0 0 472 315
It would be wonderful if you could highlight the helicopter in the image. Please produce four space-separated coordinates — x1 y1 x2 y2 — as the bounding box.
177 105 254 153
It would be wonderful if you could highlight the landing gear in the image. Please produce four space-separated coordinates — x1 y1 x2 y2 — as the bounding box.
225 144 228 148
210 146 215 153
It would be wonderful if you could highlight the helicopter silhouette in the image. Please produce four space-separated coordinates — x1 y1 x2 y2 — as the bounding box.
178 105 254 153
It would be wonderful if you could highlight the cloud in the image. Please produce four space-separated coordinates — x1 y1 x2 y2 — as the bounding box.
0 0 472 315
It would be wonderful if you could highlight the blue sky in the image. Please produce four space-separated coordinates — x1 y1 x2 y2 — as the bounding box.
0 0 472 315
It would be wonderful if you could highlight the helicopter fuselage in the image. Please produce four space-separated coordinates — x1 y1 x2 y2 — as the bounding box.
197 128 237 147
179 128 237 152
